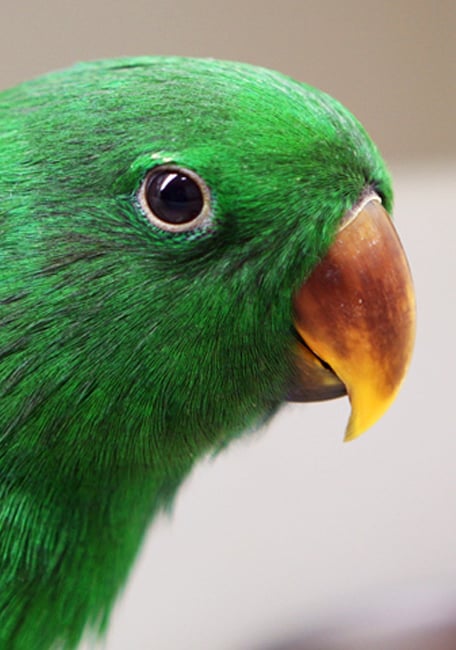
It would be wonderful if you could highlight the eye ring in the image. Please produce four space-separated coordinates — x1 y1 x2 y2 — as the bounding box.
138 165 211 233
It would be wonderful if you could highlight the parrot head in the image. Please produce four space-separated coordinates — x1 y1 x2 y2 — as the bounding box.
1 57 415 474
0 57 415 649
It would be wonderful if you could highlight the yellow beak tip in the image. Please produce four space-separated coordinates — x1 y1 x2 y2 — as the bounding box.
342 385 403 442
343 429 359 443
343 416 366 442
344 426 366 443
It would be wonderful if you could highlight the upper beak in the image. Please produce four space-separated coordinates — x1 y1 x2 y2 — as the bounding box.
288 192 416 441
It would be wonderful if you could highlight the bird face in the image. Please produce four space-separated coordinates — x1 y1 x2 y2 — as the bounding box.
0 58 415 476
0 57 416 650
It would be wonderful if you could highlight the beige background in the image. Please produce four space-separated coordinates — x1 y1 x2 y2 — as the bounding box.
1 2 456 649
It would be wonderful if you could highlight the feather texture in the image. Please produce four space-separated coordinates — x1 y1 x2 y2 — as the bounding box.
0 57 392 648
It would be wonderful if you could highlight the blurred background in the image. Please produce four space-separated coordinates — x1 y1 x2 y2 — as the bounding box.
2 1 455 648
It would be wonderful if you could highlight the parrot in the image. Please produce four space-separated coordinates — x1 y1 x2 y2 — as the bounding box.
0 57 415 649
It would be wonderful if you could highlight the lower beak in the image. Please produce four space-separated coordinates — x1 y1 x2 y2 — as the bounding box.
289 193 416 441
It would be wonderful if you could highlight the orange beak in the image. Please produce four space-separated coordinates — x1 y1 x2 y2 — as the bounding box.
290 193 416 441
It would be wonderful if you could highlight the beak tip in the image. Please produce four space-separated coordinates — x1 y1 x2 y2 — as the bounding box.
343 420 359 443
343 427 362 443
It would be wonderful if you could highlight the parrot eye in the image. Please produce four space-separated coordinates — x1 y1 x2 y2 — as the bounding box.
138 165 211 232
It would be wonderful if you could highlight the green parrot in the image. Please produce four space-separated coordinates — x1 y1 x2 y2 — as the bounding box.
0 57 415 649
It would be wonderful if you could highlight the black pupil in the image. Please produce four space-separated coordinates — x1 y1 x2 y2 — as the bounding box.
146 171 204 224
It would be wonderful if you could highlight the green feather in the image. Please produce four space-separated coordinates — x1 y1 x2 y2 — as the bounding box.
0 57 391 648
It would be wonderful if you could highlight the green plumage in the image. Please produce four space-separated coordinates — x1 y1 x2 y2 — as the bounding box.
0 57 391 648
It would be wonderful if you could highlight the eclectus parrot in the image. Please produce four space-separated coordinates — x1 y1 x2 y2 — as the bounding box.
0 57 415 649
